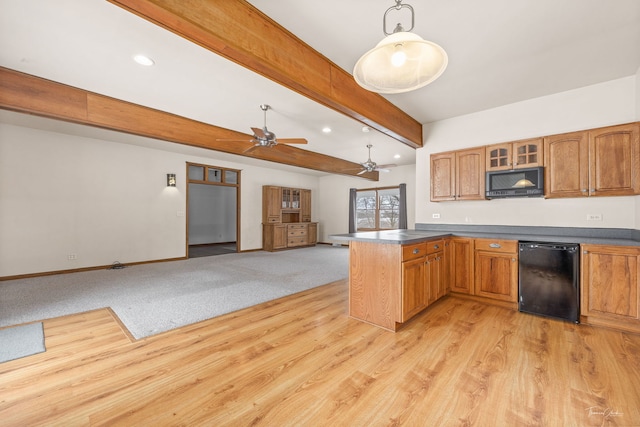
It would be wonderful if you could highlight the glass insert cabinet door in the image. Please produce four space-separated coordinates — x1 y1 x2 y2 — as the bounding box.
489 147 510 169
516 143 538 166
281 188 300 209
486 139 543 171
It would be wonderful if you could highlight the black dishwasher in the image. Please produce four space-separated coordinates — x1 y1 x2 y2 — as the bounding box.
518 242 580 323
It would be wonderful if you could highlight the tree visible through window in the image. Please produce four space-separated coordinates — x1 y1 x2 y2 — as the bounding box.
356 187 400 231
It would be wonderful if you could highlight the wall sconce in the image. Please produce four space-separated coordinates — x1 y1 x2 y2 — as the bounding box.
167 173 176 187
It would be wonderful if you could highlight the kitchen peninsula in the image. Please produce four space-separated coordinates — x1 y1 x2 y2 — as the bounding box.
331 225 640 334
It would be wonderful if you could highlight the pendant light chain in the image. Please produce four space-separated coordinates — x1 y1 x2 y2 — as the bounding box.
383 0 414 35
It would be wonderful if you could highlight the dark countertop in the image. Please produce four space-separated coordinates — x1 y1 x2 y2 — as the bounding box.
330 227 640 247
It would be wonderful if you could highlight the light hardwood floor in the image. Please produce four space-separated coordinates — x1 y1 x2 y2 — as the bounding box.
1 280 639 426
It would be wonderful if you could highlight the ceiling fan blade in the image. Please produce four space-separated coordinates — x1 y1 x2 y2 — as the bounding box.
277 138 307 144
376 168 391 173
251 127 267 139
376 163 397 169
242 144 261 154
216 138 252 142
356 169 368 175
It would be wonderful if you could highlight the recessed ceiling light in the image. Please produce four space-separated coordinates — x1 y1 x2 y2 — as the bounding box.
133 54 154 66
394 154 401 159
322 126 331 133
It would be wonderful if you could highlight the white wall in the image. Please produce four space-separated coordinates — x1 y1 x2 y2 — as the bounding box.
635 67 640 229
636 66 640 120
318 164 416 242
417 76 638 230
0 120 320 277
188 184 236 245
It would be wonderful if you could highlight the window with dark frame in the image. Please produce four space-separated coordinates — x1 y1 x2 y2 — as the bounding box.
355 186 401 231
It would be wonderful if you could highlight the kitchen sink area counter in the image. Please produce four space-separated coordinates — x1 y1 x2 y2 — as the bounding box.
331 225 640 334
331 225 640 247
331 229 452 245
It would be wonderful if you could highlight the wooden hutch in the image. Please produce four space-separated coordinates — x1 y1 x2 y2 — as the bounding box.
262 186 318 251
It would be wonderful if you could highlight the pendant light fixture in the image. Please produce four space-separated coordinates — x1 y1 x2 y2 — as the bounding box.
353 0 448 94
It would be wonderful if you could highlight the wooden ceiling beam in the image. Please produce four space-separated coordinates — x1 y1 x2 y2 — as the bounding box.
107 0 424 149
0 67 379 180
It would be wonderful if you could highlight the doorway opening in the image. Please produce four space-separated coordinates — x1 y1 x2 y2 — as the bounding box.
186 162 241 258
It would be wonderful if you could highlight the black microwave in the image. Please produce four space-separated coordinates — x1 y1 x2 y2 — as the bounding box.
485 167 544 199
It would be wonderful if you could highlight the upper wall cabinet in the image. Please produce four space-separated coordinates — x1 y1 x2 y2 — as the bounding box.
545 123 640 198
431 147 485 201
486 138 543 171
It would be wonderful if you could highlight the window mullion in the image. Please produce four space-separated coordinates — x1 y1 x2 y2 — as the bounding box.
375 190 381 230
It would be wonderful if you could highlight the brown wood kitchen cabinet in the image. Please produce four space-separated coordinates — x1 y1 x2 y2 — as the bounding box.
401 240 445 321
431 147 486 201
486 138 543 171
427 246 445 304
262 185 317 251
349 239 447 331
474 239 519 303
545 123 640 198
300 189 311 222
262 186 283 224
263 224 287 250
401 243 428 322
448 237 474 294
581 244 640 334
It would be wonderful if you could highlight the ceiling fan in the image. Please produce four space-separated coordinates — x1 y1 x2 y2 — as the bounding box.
356 144 397 174
218 104 307 152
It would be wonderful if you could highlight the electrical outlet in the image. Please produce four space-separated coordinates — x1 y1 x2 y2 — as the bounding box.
432 213 441 219
68 254 77 260
587 214 603 221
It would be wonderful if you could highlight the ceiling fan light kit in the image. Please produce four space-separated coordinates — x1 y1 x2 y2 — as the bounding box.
353 0 448 94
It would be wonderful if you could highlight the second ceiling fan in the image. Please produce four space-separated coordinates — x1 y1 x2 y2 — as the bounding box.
219 104 307 152
356 144 397 174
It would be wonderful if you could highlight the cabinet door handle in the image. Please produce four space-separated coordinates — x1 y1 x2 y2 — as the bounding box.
583 250 588 254
512 258 516 262
581 189 588 192
489 243 502 248
434 244 440 249
413 248 420 254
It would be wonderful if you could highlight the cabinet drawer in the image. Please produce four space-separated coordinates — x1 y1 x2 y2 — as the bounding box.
426 239 444 254
474 238 517 253
402 243 427 261
288 224 306 230
288 237 307 246
288 230 307 237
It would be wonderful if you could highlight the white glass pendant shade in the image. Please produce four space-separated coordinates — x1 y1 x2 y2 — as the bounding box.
353 32 448 94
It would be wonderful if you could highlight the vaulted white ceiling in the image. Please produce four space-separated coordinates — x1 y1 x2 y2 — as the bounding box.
1 0 639 174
